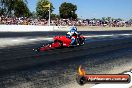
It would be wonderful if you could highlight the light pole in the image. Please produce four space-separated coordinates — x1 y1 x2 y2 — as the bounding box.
43 3 50 26
48 7 50 26
49 0 50 26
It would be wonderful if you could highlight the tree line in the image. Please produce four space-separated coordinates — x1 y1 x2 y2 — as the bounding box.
0 0 131 21
0 0 77 20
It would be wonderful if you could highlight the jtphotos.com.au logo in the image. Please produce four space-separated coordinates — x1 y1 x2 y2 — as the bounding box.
76 65 132 88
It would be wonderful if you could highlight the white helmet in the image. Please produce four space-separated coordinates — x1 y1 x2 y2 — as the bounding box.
71 26 77 31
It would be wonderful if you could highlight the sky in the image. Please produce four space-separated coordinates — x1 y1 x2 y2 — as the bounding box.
27 0 132 20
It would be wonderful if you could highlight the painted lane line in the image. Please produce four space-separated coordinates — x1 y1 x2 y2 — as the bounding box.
12 39 19 41
84 33 132 38
29 39 37 41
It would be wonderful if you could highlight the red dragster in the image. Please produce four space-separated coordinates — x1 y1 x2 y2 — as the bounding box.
33 34 85 52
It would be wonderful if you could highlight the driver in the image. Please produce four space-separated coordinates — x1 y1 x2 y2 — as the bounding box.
66 26 79 45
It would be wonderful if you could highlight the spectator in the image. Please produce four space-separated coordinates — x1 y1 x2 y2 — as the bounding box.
0 16 131 27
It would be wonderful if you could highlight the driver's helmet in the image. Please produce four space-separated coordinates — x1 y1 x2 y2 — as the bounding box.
70 26 77 31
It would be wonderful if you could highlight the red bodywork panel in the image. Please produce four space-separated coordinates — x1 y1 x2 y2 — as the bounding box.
39 42 60 51
54 36 72 47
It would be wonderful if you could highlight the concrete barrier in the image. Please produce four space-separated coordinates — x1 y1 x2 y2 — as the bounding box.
0 25 69 32
53 26 69 31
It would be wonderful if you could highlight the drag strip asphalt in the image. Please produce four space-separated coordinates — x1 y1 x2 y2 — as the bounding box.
0 36 132 73
0 31 132 88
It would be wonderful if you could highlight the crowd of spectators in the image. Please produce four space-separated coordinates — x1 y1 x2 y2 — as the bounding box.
0 16 132 27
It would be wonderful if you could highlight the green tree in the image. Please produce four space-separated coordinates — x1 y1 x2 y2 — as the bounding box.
0 0 30 17
36 0 54 19
0 7 6 16
14 0 31 17
106 17 112 21
117 18 123 21
51 13 56 20
59 2 77 19
51 14 60 20
102 17 106 21
56 15 60 19
31 11 37 19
